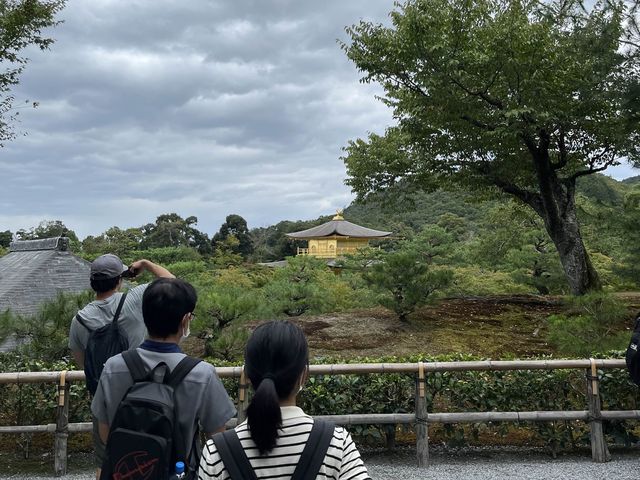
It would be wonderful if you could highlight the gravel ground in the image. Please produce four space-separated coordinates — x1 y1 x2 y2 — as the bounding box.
1 448 638 479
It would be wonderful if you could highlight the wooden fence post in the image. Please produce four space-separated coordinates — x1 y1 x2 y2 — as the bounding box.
54 371 70 477
415 362 429 467
586 358 611 463
237 366 249 425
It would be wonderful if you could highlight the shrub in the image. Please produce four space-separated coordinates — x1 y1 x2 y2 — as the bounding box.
547 293 631 356
262 256 330 317
447 266 531 295
0 291 94 362
364 249 453 321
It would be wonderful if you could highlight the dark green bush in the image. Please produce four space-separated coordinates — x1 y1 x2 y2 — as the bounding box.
547 293 631 356
0 349 637 457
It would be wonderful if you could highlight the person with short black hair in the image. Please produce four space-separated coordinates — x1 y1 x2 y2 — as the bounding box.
198 320 371 479
92 278 235 479
68 254 175 478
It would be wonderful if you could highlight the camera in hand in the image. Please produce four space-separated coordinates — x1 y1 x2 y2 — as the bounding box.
121 267 138 279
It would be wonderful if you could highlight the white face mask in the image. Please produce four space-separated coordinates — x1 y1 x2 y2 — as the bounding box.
182 321 190 340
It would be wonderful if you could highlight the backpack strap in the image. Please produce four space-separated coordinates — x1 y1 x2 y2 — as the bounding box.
212 429 258 480
121 349 148 383
75 313 92 332
291 419 335 480
166 355 203 469
167 356 202 388
112 292 127 326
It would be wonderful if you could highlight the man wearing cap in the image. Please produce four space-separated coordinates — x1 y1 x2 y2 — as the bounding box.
68 254 174 478
69 254 175 369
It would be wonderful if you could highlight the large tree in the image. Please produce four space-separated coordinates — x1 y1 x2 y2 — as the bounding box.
141 213 211 254
342 0 640 294
0 0 65 145
212 214 254 258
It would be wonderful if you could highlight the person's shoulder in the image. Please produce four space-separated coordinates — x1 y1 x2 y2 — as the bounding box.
329 424 351 445
73 302 106 326
127 283 148 295
122 284 148 304
186 358 217 382
102 352 128 374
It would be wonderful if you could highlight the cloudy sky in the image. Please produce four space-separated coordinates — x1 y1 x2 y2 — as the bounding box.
1 0 637 239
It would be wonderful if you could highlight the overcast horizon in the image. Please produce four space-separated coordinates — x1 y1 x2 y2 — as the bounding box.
1 0 638 240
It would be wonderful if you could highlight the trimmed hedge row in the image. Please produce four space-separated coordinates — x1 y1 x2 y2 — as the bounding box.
0 352 638 455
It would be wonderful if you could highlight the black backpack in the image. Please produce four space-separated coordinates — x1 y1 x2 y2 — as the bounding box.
212 419 335 480
100 349 202 480
625 314 640 386
76 293 129 396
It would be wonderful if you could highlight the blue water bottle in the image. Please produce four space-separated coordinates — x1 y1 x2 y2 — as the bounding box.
169 461 186 479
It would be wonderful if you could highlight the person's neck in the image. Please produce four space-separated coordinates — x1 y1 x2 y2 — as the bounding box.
95 289 118 301
279 393 298 408
148 335 181 345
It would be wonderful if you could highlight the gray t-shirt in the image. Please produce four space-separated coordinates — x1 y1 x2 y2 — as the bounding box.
91 348 236 471
68 284 148 352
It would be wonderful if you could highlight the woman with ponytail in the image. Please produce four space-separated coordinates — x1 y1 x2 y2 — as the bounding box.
198 320 370 479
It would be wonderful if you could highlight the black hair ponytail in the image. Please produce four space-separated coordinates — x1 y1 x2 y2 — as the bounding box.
245 321 309 455
246 377 281 454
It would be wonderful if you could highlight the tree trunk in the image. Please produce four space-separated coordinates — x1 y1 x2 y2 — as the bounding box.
525 147 602 295
543 201 601 295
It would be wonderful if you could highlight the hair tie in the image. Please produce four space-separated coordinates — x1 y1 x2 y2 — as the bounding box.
262 373 276 382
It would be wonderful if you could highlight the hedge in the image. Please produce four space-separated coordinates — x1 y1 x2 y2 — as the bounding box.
0 352 638 456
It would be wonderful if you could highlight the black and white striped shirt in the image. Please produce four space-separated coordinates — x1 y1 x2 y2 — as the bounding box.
198 406 371 480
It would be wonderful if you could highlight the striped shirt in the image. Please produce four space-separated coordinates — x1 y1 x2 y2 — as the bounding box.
198 406 371 480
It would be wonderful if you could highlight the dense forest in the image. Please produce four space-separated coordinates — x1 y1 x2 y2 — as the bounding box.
1 173 639 363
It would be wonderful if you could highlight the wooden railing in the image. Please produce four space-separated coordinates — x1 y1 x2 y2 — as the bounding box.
0 359 638 476
296 246 366 258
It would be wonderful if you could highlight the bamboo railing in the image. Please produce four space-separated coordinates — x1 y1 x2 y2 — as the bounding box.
0 358 638 476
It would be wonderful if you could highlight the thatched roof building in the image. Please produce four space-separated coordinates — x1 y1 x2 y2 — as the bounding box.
0 237 90 316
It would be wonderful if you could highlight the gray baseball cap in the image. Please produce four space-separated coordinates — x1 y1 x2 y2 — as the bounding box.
90 254 128 280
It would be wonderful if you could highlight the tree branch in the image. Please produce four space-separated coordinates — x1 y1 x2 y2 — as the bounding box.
460 115 497 131
566 165 609 181
550 127 568 170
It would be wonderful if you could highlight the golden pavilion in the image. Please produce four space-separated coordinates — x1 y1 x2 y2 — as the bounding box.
286 211 392 259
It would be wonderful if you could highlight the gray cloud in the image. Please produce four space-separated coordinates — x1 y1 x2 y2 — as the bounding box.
3 1 635 239
1 0 397 238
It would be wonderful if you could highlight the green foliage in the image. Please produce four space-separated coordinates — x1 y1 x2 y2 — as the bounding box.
301 352 639 452
0 0 66 145
547 293 631 356
81 226 143 258
206 323 250 362
364 243 453 321
141 213 211 254
263 256 330 317
211 235 244 267
447 266 531 295
341 0 640 294
119 246 201 266
0 229 11 248
342 0 640 194
212 214 253 258
1 291 94 361
161 260 208 281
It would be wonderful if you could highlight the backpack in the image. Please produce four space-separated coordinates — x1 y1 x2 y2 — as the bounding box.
76 293 129 396
100 349 202 480
625 314 640 386
212 419 335 480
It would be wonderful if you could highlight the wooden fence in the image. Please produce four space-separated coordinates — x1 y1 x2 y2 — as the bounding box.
0 358 639 476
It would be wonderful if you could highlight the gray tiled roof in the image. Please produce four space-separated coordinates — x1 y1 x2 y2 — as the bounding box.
285 219 392 239
0 237 90 316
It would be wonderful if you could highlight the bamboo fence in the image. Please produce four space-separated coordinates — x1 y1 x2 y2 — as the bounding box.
0 358 637 476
